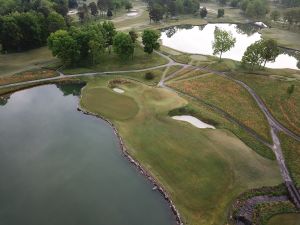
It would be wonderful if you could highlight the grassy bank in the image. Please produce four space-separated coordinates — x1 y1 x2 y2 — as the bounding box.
267 213 300 225
167 73 272 142
80 77 281 225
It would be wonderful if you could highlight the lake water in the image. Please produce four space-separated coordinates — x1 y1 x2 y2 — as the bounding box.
160 23 300 70
0 85 176 225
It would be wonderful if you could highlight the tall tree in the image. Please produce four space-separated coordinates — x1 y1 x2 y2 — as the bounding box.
88 2 99 16
113 32 134 59
102 20 116 52
47 11 66 34
212 27 236 60
260 39 279 67
142 29 161 54
241 40 264 70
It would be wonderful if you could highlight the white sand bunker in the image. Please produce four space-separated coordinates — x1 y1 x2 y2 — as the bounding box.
172 115 215 129
113 88 125 94
254 22 268 28
127 12 138 16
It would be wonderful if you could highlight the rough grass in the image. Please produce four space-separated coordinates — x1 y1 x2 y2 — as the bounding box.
80 86 139 120
267 213 300 225
0 69 58 86
260 28 300 51
231 73 300 136
62 46 168 74
0 47 57 77
80 77 281 225
279 132 300 188
168 73 272 142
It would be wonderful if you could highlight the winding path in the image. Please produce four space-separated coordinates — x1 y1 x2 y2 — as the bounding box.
1 50 300 209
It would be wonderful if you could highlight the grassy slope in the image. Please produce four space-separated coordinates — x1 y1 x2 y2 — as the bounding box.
0 47 57 77
168 73 271 142
80 77 281 225
267 213 300 225
231 73 300 136
62 46 168 74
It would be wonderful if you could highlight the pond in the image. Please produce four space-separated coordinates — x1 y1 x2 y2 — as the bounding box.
160 23 300 70
0 85 176 225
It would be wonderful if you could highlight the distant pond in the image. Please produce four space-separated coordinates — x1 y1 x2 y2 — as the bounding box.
0 85 176 225
160 23 300 70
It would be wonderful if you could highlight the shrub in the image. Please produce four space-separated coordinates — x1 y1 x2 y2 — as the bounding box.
145 72 155 80
200 7 208 18
218 8 225 17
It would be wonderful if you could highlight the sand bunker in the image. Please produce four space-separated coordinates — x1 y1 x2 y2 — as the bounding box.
172 115 215 129
113 88 125 94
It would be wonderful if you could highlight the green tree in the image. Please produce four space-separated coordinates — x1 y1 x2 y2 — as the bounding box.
212 27 236 60
200 7 207 18
47 11 66 34
241 40 264 70
113 32 135 59
125 1 132 11
47 29 80 65
149 3 164 22
88 2 99 16
129 29 138 43
270 10 280 21
0 15 22 51
217 8 224 17
260 39 279 67
142 29 161 54
102 20 116 52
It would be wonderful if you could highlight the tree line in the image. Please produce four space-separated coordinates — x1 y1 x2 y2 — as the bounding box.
48 21 161 66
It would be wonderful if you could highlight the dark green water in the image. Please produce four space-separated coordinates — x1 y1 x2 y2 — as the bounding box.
0 85 176 225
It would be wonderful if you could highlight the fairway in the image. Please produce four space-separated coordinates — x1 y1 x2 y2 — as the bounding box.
81 86 139 120
80 77 281 225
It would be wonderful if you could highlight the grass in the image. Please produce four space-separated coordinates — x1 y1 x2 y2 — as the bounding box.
80 77 281 225
168 73 272 142
279 132 300 188
0 69 58 86
267 213 300 225
80 86 139 120
0 47 58 77
231 73 300 136
62 46 168 74
260 28 300 51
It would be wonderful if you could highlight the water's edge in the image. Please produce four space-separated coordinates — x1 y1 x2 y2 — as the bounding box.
77 87 184 225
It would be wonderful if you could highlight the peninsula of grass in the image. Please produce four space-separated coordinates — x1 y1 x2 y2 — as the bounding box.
167 73 272 142
62 46 168 75
80 77 281 225
231 72 300 136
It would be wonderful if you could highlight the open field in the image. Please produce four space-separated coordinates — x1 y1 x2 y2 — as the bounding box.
260 28 300 51
80 77 281 225
268 213 300 225
62 47 168 74
231 73 300 136
167 73 271 142
0 47 57 77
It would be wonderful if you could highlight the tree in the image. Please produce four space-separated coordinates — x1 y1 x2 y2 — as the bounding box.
245 0 268 18
270 10 280 21
200 7 207 18
53 0 68 17
113 32 134 59
217 8 224 17
89 35 105 64
260 39 279 67
68 0 78 8
145 72 155 80
107 9 113 18
142 29 160 54
149 3 164 22
125 1 132 11
47 12 66 34
230 0 239 7
102 20 116 52
212 27 236 60
241 40 264 70
89 2 99 16
218 0 228 5
129 30 138 43
0 15 23 51
47 29 80 65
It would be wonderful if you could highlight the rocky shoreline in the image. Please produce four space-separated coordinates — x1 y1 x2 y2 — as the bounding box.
77 102 184 225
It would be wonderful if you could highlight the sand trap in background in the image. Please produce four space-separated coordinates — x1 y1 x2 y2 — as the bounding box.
113 88 125 94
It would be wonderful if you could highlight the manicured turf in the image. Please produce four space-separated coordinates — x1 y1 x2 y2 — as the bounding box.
268 213 300 225
80 86 139 120
80 77 281 225
231 73 300 136
0 47 57 77
62 46 168 74
168 73 271 142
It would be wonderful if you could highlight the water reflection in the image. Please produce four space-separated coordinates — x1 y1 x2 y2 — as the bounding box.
160 23 299 70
